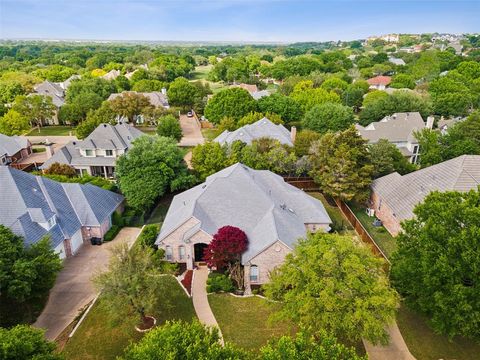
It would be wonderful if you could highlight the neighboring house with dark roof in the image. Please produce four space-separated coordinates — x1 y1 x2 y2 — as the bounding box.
370 155 480 236
438 116 465 135
214 117 295 146
33 75 81 125
155 163 331 293
367 75 392 90
356 112 433 164
0 134 32 166
41 123 144 178
388 57 406 66
0 166 124 258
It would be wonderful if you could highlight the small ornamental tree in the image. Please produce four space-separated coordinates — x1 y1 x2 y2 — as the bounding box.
44 163 77 178
204 226 248 289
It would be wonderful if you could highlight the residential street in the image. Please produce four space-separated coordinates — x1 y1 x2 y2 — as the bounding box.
33 227 141 340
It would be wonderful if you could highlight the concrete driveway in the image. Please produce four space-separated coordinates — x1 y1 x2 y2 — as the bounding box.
33 227 141 340
178 114 204 147
26 135 77 145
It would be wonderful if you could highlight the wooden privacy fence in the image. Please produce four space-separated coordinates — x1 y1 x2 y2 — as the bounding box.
334 198 391 265
9 162 39 172
283 177 320 192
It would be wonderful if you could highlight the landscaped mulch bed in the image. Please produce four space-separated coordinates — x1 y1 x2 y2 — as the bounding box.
181 270 193 295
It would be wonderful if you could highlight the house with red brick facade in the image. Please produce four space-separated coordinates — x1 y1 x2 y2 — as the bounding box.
0 134 32 166
155 163 331 294
371 155 480 236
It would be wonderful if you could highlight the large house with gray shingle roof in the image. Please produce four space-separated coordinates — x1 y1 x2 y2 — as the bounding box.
155 163 331 293
0 166 124 258
214 117 295 146
0 134 32 166
41 123 144 178
370 155 480 236
356 112 433 164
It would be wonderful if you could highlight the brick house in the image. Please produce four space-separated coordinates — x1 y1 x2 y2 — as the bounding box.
155 163 332 293
371 155 480 236
0 166 124 259
0 134 32 166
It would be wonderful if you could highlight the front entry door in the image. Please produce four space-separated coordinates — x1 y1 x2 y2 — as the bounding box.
194 243 208 262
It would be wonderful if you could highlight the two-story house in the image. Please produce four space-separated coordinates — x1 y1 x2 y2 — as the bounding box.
356 112 433 164
41 123 144 178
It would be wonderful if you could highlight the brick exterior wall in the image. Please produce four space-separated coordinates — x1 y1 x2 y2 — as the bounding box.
371 191 402 236
244 240 292 294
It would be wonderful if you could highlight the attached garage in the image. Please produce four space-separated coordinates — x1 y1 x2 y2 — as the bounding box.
70 229 84 255
54 242 67 260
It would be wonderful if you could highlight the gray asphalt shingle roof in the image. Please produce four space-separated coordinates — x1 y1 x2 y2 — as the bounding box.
0 166 124 248
214 117 293 146
156 163 331 263
372 155 480 222
108 91 169 108
41 123 144 169
0 134 29 157
356 112 425 144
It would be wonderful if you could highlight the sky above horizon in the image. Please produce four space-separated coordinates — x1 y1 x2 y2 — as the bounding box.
0 0 478 43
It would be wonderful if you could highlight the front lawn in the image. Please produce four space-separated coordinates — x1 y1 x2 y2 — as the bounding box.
349 202 397 258
62 276 195 360
26 126 74 136
397 304 480 360
201 128 219 141
208 293 294 351
190 65 213 80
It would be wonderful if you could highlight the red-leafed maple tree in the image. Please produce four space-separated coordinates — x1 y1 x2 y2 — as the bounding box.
204 226 248 289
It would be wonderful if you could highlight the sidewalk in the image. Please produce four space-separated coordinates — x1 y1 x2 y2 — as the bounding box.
363 322 416 360
191 266 224 344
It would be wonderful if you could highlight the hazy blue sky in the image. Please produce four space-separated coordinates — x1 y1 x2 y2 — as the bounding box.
0 0 478 42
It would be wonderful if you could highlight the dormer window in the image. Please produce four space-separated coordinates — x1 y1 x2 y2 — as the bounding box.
47 216 56 229
105 150 113 157
85 149 94 157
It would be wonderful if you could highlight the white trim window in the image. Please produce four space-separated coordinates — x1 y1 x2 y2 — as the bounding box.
105 149 114 157
179 245 185 260
250 265 259 282
85 149 95 157
47 216 56 229
165 245 173 260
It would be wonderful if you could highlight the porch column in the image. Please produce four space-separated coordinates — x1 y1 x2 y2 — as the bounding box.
103 166 108 179
186 244 194 270
244 264 252 295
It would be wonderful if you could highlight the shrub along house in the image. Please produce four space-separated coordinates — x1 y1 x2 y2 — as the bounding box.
41 122 144 178
0 166 124 259
155 163 331 293
371 155 480 236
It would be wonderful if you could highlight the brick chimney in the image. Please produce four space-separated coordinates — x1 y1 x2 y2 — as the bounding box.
290 126 297 143
426 116 435 129
45 139 54 159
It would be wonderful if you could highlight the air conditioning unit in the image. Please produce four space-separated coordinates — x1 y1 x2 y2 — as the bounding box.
366 208 375 217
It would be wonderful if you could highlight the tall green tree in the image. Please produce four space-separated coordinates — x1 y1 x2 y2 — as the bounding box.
204 88 257 124
391 188 480 339
191 141 229 181
0 109 30 135
75 102 117 139
257 93 303 124
302 102 354 133
309 127 374 202
116 136 194 211
167 77 200 110
290 81 341 112
265 232 398 345
156 114 183 141
0 226 62 327
109 92 154 122
121 320 247 360
0 325 63 360
369 139 416 177
12 95 56 127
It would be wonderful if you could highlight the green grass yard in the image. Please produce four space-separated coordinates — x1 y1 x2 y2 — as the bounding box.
208 293 295 351
349 202 397 258
27 126 74 136
146 195 173 225
62 276 195 360
190 65 213 80
201 128 219 141
310 192 353 233
397 305 480 360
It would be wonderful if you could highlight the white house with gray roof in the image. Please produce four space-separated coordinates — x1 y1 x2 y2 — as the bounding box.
41 123 144 178
214 117 295 147
155 163 331 293
0 166 124 259
356 112 433 164
370 155 480 236
0 134 32 166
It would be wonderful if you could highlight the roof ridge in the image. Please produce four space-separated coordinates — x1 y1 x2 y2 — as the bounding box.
112 124 128 149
